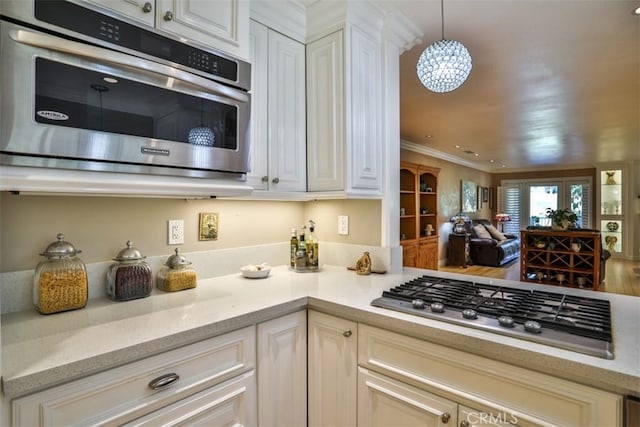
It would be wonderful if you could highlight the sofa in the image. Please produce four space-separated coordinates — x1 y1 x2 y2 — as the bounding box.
467 219 520 267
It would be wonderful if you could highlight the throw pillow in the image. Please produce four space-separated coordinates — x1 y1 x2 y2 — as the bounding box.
473 224 492 239
485 224 508 241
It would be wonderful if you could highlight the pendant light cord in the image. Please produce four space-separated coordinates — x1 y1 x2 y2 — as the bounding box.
441 0 445 39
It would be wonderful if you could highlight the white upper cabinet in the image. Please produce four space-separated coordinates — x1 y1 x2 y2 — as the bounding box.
306 30 345 192
306 24 383 196
77 0 250 60
248 19 306 192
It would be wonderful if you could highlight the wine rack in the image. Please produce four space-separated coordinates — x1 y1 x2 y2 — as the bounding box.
520 229 602 291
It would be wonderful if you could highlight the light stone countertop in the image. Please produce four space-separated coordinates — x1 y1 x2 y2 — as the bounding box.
2 265 639 398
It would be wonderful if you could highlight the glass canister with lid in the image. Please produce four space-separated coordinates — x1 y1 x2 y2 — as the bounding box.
156 248 197 292
34 233 88 315
107 241 153 301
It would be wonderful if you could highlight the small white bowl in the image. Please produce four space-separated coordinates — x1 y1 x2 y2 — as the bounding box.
240 263 271 279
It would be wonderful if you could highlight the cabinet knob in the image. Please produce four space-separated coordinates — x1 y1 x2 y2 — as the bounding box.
148 372 180 390
261 176 269 182
459 421 470 427
343 330 352 338
272 177 280 184
142 2 152 13
163 10 174 21
441 412 451 423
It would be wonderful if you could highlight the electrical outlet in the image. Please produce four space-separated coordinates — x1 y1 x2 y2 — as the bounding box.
338 215 349 235
168 219 184 245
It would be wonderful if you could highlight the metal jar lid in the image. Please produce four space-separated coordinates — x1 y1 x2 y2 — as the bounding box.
40 233 82 257
164 248 192 269
113 241 146 261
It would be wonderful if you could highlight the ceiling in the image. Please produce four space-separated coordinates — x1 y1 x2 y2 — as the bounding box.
389 0 640 172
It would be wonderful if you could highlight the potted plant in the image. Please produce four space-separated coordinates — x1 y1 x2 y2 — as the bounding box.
545 208 578 230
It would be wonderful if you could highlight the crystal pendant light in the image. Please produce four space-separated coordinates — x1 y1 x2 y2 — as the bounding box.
416 0 472 93
188 126 215 146
188 101 215 146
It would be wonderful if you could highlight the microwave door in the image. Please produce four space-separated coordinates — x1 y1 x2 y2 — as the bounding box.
1 22 250 177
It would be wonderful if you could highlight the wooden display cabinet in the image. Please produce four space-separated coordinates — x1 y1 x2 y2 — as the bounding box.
520 229 602 290
400 162 440 269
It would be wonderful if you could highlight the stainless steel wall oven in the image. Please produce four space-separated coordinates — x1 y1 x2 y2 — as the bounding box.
0 0 251 180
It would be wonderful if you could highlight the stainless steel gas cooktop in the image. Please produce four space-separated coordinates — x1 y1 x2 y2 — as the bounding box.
371 275 613 359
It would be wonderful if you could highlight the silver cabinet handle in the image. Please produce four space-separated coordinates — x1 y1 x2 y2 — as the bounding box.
261 176 269 182
142 2 152 13
343 330 352 338
272 177 280 184
460 420 470 427
148 372 180 390
164 11 174 21
441 412 451 423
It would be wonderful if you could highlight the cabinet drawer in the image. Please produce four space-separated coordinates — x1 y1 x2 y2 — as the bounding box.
123 370 257 427
12 326 255 426
358 324 622 427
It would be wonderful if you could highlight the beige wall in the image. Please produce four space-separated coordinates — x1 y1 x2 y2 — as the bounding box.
0 193 381 272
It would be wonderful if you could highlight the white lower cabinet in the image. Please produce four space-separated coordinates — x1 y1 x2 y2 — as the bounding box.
358 324 623 427
11 326 256 426
257 310 307 427
308 310 358 427
358 367 457 427
122 371 257 426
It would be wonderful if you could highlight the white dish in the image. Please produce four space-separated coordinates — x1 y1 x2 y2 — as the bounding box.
240 263 271 279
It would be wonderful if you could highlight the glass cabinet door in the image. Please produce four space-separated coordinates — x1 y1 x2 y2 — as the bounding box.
600 169 623 254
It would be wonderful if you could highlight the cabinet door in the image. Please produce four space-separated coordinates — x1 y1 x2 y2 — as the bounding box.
267 29 306 191
402 242 418 268
247 20 269 190
307 30 345 192
347 24 382 193
419 239 439 270
122 370 257 426
358 367 457 427
308 311 357 427
156 0 249 60
76 0 155 27
257 311 307 427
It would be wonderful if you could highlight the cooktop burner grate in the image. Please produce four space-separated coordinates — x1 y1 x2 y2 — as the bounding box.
372 275 613 359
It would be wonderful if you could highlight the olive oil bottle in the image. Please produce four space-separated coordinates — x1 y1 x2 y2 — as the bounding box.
289 228 298 267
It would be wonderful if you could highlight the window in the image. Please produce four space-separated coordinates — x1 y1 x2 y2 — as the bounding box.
498 177 592 232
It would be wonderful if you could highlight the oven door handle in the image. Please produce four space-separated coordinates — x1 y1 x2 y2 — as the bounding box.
9 27 248 104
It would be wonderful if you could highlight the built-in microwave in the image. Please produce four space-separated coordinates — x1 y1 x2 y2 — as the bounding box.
0 0 251 180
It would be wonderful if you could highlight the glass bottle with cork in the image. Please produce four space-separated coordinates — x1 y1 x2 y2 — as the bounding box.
306 220 319 270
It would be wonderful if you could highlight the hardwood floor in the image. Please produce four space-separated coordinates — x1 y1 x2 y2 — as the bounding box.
438 258 640 297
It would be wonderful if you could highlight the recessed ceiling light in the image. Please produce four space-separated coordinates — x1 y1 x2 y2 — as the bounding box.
501 164 506 168
490 159 495 163
474 153 479 157
632 5 640 15
425 135 433 139
455 145 461 149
